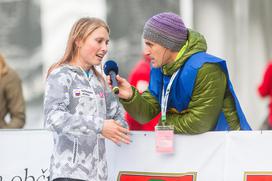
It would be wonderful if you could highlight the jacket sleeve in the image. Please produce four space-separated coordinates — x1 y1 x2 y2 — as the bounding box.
43 69 104 135
104 85 128 128
4 69 25 128
120 86 161 123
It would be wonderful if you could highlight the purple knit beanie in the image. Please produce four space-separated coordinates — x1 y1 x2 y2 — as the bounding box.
143 12 188 51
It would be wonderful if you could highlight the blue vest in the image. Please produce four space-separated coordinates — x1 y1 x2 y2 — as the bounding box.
148 52 251 131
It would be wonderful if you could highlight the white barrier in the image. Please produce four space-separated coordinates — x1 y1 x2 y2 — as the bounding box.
0 130 53 181
1 130 272 181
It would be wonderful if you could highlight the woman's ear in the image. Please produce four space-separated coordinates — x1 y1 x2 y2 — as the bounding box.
75 39 82 48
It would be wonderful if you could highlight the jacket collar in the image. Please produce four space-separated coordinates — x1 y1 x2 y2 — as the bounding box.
161 29 208 76
63 64 95 78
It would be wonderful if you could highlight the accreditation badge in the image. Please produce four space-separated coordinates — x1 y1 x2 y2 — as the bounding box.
155 124 174 154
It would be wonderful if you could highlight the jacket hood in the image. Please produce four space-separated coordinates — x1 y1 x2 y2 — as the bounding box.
162 29 207 75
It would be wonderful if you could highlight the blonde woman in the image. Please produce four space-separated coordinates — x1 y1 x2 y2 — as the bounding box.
44 17 130 181
0 53 25 128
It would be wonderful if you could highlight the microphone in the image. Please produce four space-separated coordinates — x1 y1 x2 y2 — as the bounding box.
103 60 119 94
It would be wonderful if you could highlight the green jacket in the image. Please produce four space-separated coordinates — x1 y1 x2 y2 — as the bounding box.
121 30 240 134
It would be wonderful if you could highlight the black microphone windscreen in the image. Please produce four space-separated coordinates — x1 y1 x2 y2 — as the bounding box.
103 60 119 75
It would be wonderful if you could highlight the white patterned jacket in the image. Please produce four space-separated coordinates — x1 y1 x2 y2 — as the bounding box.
44 65 127 181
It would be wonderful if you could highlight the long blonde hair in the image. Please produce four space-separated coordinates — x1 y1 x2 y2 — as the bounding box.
0 53 8 78
47 17 109 81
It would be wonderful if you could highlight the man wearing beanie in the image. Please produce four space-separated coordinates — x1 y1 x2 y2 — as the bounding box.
113 12 251 134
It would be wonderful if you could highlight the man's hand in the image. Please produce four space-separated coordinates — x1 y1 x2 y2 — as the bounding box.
107 75 133 100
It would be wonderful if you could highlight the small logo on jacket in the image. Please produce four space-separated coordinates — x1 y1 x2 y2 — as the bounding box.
99 92 104 98
73 88 93 97
73 89 81 97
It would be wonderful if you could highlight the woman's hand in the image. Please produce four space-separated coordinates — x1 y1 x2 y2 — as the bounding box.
101 119 131 145
106 75 133 100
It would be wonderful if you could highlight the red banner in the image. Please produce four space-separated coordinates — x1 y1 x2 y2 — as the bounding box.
246 175 272 181
118 171 196 181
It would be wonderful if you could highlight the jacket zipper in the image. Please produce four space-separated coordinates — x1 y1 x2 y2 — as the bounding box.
72 137 78 163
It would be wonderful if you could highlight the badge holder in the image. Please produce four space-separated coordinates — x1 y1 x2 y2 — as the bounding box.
156 69 179 154
155 120 174 154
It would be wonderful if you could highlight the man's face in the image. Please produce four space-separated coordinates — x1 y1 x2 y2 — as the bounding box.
143 39 172 68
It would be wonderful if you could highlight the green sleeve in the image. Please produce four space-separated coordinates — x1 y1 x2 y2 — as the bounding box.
120 86 160 123
167 63 227 134
222 88 241 130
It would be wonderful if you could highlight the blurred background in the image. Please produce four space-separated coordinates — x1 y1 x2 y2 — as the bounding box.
0 0 271 129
